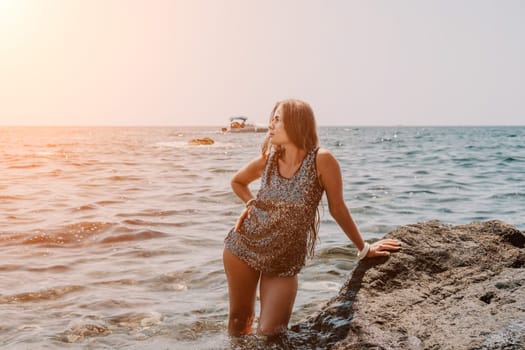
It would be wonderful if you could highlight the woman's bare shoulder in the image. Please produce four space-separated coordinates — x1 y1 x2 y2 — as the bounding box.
316 148 338 164
315 148 341 174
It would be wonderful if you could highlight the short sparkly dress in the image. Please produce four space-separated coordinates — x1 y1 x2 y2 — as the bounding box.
224 147 324 277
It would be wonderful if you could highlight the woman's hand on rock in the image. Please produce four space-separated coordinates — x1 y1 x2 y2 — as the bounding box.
367 239 401 258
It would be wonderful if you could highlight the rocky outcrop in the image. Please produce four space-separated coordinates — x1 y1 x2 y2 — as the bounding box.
292 220 525 350
188 137 214 145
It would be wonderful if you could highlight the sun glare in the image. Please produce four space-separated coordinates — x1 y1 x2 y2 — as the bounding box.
0 0 32 46
0 0 23 24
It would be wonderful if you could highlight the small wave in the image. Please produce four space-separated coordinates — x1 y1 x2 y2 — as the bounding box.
43 169 64 177
74 204 98 211
0 232 30 245
422 155 440 162
436 197 462 203
116 209 194 218
153 141 239 149
404 190 437 195
125 248 183 259
0 264 21 272
95 200 124 206
45 142 79 147
302 280 340 292
57 322 111 343
105 175 142 181
20 222 115 247
70 161 99 167
27 264 70 273
174 317 224 342
122 219 154 226
209 168 235 174
8 163 44 169
55 311 166 343
0 285 84 304
316 246 354 259
120 219 180 228
154 141 189 148
501 156 523 163
452 157 483 166
0 195 20 200
93 278 141 287
100 229 167 244
108 311 163 329
490 192 525 200
467 215 491 222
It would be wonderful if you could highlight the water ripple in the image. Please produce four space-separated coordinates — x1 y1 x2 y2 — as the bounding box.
1 126 524 349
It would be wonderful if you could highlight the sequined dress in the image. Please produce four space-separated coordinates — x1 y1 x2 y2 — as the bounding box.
224 147 324 277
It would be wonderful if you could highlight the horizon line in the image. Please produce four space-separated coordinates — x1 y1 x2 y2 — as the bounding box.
1 124 524 128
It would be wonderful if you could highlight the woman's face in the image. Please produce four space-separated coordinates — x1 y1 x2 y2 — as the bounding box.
268 105 290 146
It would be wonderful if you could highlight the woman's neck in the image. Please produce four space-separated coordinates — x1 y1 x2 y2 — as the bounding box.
279 145 306 165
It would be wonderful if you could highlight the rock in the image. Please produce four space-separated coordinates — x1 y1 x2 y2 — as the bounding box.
188 137 214 145
291 220 525 350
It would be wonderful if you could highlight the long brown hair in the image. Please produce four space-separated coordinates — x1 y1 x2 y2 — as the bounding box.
261 98 321 258
261 99 319 157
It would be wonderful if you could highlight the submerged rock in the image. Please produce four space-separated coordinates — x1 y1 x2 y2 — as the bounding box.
292 220 525 350
188 137 214 145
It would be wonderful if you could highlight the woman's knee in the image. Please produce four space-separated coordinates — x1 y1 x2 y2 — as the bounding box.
229 310 254 324
228 311 255 335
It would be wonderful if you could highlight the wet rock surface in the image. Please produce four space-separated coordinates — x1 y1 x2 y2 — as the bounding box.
292 220 525 350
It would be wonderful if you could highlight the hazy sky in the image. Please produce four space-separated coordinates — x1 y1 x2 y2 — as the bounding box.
1 0 524 126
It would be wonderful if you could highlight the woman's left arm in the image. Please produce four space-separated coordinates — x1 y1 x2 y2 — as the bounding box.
316 149 400 258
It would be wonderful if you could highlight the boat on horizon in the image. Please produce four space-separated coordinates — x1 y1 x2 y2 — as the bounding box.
221 115 268 133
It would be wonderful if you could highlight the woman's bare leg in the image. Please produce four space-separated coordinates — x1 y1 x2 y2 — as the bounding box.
223 248 261 336
257 273 298 336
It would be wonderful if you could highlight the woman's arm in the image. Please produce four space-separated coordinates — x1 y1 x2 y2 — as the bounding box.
316 149 399 257
231 155 266 203
316 149 366 250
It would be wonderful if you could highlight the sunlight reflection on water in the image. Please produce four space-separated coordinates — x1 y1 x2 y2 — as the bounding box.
0 126 523 348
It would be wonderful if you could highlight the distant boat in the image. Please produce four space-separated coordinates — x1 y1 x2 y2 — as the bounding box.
221 115 268 133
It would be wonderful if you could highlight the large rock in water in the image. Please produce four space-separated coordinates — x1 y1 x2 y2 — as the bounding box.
291 220 525 350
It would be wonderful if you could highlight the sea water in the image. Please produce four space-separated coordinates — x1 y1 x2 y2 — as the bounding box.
0 126 523 349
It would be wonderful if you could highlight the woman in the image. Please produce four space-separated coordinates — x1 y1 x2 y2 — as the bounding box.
223 99 400 337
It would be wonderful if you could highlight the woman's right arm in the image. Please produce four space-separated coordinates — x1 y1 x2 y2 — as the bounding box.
231 155 266 203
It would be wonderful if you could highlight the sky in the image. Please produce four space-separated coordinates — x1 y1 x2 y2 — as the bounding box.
0 0 524 126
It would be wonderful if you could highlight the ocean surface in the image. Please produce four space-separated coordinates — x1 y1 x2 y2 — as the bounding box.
1 126 524 349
